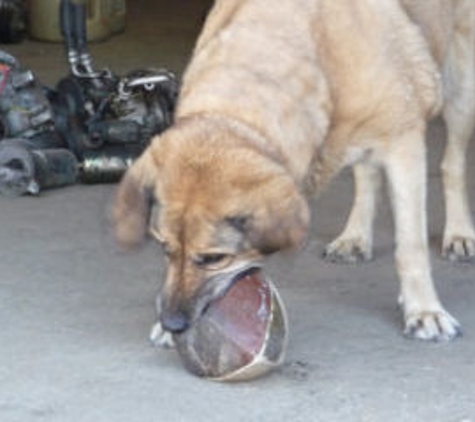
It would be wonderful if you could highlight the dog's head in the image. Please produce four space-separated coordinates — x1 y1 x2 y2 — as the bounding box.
114 121 309 333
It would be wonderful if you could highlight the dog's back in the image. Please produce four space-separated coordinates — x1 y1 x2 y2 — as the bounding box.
178 0 471 185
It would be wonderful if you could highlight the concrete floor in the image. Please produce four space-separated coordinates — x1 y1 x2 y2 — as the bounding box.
1 1 475 421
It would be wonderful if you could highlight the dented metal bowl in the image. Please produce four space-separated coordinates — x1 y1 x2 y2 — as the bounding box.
172 268 288 382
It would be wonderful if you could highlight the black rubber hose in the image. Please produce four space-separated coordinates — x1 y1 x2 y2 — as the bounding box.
74 1 88 54
60 0 77 53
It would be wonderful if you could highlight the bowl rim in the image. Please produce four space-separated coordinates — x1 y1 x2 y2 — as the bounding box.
209 277 289 382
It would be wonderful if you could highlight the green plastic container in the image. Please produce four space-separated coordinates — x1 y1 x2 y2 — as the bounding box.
28 0 126 42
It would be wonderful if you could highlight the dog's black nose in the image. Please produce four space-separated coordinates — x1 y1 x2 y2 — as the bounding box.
160 310 190 333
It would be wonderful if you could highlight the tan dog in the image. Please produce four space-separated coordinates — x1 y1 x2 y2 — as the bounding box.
114 0 475 342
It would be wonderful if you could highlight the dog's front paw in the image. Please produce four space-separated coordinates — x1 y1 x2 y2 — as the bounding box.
442 236 475 262
404 309 462 342
323 236 372 264
150 321 175 349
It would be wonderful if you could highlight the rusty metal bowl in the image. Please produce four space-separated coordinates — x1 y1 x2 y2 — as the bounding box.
173 268 288 382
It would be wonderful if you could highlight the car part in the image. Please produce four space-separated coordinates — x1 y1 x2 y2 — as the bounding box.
0 139 78 196
51 0 177 162
0 50 61 148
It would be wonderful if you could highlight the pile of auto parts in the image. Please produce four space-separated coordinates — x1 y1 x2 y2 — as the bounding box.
0 0 177 196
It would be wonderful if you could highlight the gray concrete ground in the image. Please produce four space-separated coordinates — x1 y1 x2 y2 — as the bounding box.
1 1 475 421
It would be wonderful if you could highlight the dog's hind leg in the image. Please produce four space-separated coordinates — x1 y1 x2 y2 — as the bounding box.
441 106 475 262
324 162 381 263
385 128 461 341
441 15 475 261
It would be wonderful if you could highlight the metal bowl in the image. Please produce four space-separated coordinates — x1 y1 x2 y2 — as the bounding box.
173 268 288 382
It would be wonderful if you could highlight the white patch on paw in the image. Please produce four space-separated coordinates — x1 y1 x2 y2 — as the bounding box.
150 321 175 349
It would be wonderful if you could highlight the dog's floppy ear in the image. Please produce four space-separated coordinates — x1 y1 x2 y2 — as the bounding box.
243 178 310 255
114 147 160 248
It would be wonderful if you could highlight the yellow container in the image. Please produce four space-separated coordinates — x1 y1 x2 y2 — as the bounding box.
28 0 126 43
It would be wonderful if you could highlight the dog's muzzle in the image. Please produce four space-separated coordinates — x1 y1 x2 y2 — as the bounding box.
159 264 262 334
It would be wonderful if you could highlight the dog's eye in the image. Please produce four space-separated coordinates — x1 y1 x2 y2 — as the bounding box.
193 253 232 270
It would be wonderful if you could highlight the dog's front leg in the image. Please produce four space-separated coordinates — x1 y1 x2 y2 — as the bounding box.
385 129 461 341
150 321 175 348
324 162 381 263
149 294 175 349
